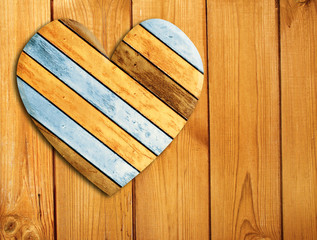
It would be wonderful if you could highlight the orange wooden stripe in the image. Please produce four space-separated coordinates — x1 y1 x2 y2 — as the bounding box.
38 20 186 138
60 19 106 55
17 52 156 171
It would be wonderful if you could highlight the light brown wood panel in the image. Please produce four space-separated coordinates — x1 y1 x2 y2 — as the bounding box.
132 1 210 239
208 0 281 239
0 0 55 239
281 0 317 239
53 0 133 239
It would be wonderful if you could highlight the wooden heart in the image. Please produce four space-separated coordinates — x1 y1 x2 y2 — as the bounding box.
16 19 204 195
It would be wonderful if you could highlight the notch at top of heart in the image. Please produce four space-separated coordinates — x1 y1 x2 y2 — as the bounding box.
16 18 204 195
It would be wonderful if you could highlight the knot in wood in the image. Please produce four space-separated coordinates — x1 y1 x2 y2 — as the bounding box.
3 215 19 234
22 230 40 240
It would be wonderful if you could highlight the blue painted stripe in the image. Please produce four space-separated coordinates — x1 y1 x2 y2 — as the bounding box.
140 19 204 74
17 77 138 187
23 33 172 155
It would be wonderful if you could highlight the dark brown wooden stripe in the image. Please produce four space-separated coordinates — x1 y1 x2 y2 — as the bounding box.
112 41 198 120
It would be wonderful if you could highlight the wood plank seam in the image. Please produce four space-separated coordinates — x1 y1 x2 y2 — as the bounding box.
277 2 284 239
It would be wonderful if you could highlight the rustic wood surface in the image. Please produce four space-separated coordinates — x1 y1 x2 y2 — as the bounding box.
208 0 281 239
1 0 316 239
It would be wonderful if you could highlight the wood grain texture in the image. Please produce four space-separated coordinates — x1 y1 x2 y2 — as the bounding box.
53 0 133 239
3 1 317 239
208 0 281 239
112 41 198 119
0 0 55 239
132 1 210 239
281 0 317 239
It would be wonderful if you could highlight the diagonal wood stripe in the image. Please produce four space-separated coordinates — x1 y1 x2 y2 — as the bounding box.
112 41 197 120
123 25 204 99
17 52 156 171
33 119 120 196
23 33 172 156
17 78 139 187
38 20 185 138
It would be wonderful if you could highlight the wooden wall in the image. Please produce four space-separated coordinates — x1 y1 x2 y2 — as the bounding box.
0 0 316 239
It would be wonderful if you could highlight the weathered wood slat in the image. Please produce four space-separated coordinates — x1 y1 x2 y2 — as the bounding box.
123 24 204 98
18 52 155 171
112 41 197 119
0 1 54 239
38 20 186 138
281 0 317 238
208 0 281 239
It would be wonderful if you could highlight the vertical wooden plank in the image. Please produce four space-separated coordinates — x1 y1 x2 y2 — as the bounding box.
0 0 54 239
132 1 210 240
281 0 317 239
52 1 133 239
208 0 281 239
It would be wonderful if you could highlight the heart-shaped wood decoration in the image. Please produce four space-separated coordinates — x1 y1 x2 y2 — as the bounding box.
16 19 204 195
